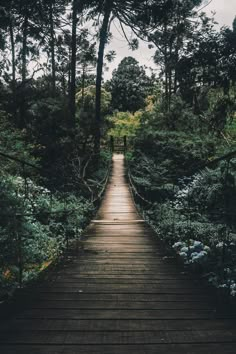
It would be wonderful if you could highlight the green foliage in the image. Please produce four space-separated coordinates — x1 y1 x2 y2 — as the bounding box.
130 146 236 296
138 88 236 136
76 85 111 140
108 57 155 112
76 85 111 114
0 110 39 174
206 94 235 134
0 174 94 297
184 160 236 223
107 111 141 138
130 131 216 187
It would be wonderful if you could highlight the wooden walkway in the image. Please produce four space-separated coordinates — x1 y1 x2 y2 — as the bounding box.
0 154 236 353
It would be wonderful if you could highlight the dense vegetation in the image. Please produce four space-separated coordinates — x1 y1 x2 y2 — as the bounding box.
126 9 236 297
0 0 236 301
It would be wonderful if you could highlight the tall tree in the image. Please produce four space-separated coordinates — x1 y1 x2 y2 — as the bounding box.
86 0 157 152
76 29 97 107
151 0 204 111
48 0 56 96
109 56 154 112
94 0 113 152
69 0 84 129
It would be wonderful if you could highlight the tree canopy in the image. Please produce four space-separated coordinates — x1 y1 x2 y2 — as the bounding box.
108 56 155 112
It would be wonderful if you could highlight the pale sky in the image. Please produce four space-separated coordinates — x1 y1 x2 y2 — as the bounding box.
104 0 236 80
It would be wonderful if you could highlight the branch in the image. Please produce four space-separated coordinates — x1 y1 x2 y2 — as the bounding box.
119 20 132 45
197 0 213 13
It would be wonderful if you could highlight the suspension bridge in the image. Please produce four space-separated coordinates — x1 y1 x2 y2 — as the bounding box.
0 153 236 353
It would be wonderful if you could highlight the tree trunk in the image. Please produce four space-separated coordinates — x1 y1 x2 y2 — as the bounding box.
68 47 71 93
19 13 28 128
168 42 173 111
174 42 179 94
22 14 28 83
69 0 80 129
9 20 16 87
9 18 17 120
163 23 169 113
49 1 56 97
94 0 112 153
62 70 66 98
164 53 169 112
81 64 85 107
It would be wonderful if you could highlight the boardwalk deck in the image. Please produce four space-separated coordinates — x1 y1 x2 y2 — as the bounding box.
0 154 236 354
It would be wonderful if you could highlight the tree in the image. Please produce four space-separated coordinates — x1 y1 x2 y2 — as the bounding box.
76 29 97 107
94 0 113 152
220 16 236 91
109 56 154 112
40 0 69 97
69 0 83 129
86 0 161 152
76 85 111 145
151 0 204 111
107 111 141 137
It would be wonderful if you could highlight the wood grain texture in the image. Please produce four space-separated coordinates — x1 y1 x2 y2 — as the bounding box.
0 154 235 354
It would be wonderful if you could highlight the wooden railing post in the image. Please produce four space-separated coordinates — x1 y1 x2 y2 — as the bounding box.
124 136 127 153
15 214 23 288
110 135 114 153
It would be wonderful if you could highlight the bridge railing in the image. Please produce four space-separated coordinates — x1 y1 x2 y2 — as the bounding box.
0 151 111 295
109 136 128 154
126 151 236 298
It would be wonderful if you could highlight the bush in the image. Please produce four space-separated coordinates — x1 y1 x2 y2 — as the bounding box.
139 163 236 297
0 174 94 297
128 131 216 204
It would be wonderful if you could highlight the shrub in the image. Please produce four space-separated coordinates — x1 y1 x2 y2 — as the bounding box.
0 174 94 297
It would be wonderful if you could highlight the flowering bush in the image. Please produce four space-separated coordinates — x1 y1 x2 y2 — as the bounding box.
0 175 94 297
138 165 236 299
173 240 210 265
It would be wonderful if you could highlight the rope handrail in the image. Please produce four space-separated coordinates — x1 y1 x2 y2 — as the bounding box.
0 150 40 170
126 147 236 194
0 149 112 290
126 147 236 211
0 161 112 218
92 160 112 203
127 165 152 206
179 149 236 179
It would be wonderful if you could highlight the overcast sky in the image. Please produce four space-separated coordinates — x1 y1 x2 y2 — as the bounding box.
104 0 236 80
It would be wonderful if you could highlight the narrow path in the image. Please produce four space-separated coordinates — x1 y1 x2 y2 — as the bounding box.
0 154 236 354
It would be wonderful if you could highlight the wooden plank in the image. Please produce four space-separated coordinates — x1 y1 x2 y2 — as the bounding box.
16 309 227 320
1 329 236 345
0 153 236 354
2 318 235 331
0 344 236 354
16 293 213 302
52 274 192 280
17 300 214 310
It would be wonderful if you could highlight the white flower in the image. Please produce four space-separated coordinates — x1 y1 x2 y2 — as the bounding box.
190 252 199 258
180 246 189 253
203 246 211 252
179 252 188 259
173 241 184 250
218 283 228 288
216 242 225 249
193 241 203 249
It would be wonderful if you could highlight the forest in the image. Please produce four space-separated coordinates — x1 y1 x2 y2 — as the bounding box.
0 0 236 303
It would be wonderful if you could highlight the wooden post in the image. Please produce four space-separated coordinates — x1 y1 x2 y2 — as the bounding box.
15 215 23 288
124 136 127 153
110 136 114 153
